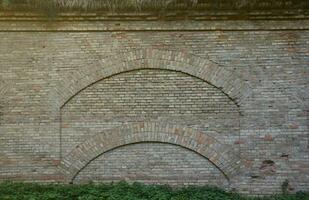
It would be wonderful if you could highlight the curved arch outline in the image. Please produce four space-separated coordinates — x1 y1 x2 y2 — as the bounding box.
57 49 251 109
59 122 241 182
72 141 231 184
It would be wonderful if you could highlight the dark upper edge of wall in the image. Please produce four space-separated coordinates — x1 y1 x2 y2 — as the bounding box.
0 0 308 12
0 0 308 19
0 2 308 32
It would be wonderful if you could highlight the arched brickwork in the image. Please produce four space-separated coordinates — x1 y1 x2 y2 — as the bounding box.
57 49 251 109
73 142 230 186
57 49 247 183
59 122 241 182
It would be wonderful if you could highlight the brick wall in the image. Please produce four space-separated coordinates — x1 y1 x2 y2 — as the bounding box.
0 17 308 195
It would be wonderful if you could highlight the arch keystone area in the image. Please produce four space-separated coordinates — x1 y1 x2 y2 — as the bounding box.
57 49 251 109
59 122 242 182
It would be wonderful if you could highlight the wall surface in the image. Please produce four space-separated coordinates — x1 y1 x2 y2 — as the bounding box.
0 15 308 195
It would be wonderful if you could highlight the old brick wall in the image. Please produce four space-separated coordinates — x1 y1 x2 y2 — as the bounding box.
0 17 308 195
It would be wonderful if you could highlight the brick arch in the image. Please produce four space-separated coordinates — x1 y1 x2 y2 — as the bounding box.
59 122 241 182
57 49 251 109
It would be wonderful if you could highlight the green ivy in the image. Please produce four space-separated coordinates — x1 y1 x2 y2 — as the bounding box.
0 181 308 200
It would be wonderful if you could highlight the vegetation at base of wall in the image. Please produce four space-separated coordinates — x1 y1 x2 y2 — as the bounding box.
0 181 308 200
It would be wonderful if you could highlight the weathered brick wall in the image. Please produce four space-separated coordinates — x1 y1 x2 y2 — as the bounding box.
0 17 308 195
